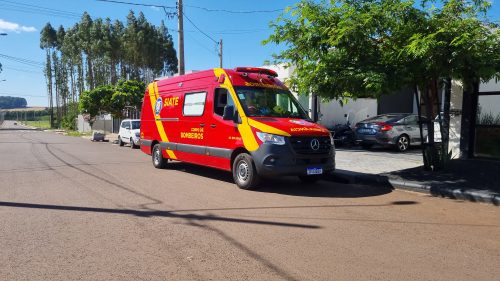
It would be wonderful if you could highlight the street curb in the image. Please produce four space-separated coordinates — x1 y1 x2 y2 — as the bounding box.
329 170 499 206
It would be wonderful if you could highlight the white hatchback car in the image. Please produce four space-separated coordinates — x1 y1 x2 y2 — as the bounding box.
118 119 141 148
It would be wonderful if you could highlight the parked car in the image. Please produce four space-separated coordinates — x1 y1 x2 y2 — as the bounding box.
355 114 427 152
118 119 140 149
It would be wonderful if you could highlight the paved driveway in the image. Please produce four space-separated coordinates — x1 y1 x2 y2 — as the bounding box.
335 146 423 174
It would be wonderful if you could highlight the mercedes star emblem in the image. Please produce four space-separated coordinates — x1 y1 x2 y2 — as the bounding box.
310 139 320 150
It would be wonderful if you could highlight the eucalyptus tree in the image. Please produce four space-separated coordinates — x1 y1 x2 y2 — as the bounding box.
42 10 178 129
40 23 57 127
79 12 94 90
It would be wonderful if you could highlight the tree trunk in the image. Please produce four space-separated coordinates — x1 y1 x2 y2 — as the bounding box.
459 79 480 159
414 85 429 170
441 78 452 166
87 54 94 90
421 78 442 171
45 50 54 129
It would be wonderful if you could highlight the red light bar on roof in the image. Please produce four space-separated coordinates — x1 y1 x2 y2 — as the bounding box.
235 67 278 77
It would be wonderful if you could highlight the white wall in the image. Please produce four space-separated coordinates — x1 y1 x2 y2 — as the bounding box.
448 81 464 159
77 114 91 133
480 79 500 92
318 98 377 128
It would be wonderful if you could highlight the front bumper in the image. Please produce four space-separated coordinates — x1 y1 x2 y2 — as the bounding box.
251 141 335 177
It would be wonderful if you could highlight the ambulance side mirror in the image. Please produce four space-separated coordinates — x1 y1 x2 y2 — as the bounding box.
223 105 234 120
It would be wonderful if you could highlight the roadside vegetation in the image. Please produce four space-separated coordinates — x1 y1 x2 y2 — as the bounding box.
21 120 51 129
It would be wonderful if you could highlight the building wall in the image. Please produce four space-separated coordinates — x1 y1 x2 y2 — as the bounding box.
449 81 464 159
449 79 500 159
263 64 378 127
377 87 415 114
77 114 92 133
318 98 377 128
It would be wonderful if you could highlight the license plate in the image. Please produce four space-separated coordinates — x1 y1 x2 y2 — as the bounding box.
307 167 323 175
357 128 375 134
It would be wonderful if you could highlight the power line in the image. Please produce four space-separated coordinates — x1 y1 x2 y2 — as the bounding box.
95 0 177 18
0 0 81 19
96 0 283 14
96 0 174 9
163 27 269 35
185 32 218 56
182 11 218 44
185 4 283 14
2 66 43 74
0 54 44 68
0 93 46 98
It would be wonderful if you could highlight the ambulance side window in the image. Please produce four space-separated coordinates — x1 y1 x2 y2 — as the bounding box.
183 92 207 116
214 88 234 116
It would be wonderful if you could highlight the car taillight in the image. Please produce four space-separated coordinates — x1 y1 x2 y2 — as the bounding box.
378 122 393 131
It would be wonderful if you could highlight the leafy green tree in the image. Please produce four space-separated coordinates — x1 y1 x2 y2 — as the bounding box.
108 79 145 117
265 0 499 170
79 80 144 122
79 85 114 125
61 102 79 130
400 0 499 168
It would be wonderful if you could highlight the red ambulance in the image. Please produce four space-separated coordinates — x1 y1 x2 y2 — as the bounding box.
140 67 335 189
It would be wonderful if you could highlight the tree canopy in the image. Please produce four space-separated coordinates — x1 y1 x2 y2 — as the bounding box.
265 0 499 170
79 79 145 123
264 0 500 100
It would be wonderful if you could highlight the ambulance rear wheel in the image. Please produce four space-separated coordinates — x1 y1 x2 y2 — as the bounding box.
118 136 124 146
152 144 168 169
233 153 260 190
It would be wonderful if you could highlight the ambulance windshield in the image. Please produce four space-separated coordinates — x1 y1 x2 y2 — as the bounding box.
234 86 310 119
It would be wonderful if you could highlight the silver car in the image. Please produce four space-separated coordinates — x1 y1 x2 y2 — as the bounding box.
355 114 427 152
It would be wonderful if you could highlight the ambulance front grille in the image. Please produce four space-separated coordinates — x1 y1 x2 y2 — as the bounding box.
289 136 331 154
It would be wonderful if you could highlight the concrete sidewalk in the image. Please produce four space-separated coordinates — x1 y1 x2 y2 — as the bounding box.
331 147 500 205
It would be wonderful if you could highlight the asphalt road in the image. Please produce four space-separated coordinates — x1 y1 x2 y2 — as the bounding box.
1 120 499 281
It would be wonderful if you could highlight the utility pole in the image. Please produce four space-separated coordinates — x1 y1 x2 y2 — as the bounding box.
219 39 223 68
177 0 185 75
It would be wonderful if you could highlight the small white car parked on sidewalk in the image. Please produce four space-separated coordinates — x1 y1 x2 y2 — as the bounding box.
118 119 141 149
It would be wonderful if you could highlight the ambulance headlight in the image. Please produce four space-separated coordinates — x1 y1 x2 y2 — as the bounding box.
256 132 286 145
135 132 140 137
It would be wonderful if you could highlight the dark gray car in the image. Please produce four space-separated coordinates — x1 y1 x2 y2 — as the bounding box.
355 114 427 152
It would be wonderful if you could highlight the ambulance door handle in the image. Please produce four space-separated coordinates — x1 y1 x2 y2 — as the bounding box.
200 123 205 127
210 124 216 128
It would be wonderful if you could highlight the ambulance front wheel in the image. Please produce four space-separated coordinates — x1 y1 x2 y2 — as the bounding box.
233 153 260 190
152 143 168 169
